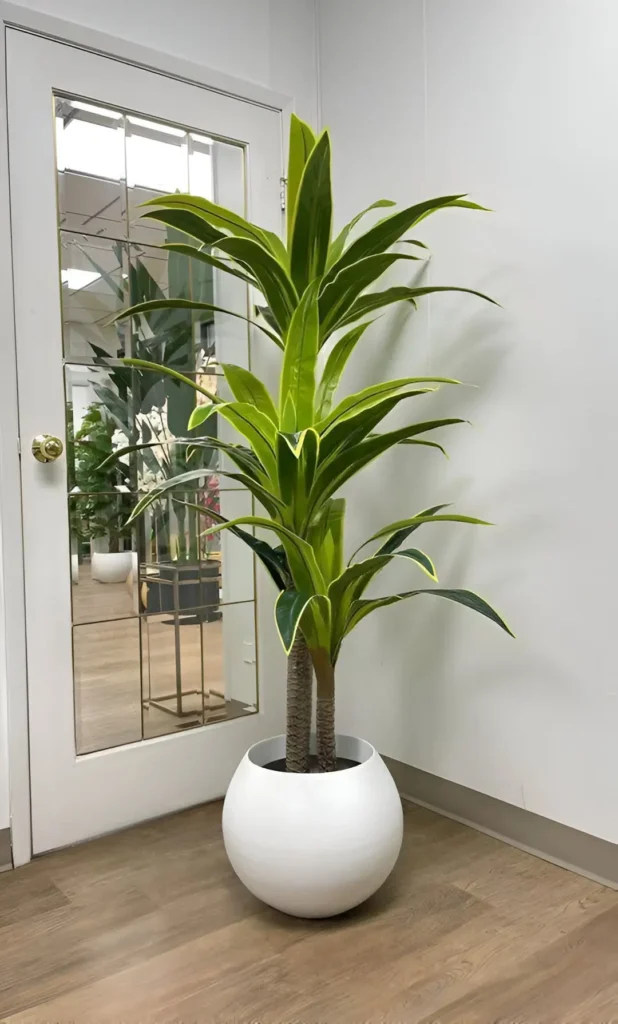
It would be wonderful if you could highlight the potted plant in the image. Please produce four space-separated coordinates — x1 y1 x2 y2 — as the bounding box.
112 115 513 918
69 402 134 584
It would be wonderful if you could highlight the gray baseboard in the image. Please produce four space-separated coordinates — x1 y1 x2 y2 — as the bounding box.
0 827 12 871
384 757 618 890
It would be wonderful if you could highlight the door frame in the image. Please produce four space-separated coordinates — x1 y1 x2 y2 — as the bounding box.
0 1 293 867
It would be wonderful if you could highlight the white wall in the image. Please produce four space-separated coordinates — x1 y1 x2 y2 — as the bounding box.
0 0 318 836
319 0 618 845
10 0 319 123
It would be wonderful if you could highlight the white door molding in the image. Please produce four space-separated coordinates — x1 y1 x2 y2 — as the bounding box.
0 1 293 866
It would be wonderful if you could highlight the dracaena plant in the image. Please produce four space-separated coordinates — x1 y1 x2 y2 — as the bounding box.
111 114 513 774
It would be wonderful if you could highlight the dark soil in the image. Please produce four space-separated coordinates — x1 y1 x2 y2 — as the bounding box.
264 755 360 773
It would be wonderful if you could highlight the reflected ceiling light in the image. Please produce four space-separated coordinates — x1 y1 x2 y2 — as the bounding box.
71 100 123 120
127 116 185 137
61 269 101 290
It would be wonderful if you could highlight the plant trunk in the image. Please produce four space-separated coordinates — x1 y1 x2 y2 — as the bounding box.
285 633 313 772
311 648 337 772
316 695 336 772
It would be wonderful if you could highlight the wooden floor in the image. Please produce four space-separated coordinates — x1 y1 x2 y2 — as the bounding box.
2 801 618 1023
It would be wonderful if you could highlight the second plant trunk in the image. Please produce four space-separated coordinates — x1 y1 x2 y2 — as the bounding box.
311 648 337 772
285 634 313 772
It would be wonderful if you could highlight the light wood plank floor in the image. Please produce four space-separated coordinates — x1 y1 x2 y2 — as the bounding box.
1 801 617 1023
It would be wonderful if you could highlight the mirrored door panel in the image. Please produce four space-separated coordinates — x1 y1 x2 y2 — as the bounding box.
55 95 258 754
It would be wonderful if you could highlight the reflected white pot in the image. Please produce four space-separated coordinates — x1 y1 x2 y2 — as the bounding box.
91 551 133 584
223 734 403 918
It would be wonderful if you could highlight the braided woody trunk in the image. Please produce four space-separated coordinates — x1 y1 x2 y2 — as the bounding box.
285 633 313 772
311 648 337 772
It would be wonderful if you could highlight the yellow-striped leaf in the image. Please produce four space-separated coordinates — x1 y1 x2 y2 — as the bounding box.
287 115 317 248
316 321 373 419
279 280 320 431
290 130 333 294
220 363 278 424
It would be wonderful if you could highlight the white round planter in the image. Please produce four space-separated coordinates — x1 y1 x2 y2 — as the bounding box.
223 734 403 918
91 551 133 584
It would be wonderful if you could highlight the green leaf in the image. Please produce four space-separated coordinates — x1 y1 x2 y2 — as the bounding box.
215 236 298 333
349 505 489 557
329 547 437 644
178 502 290 590
290 130 333 294
306 420 466 525
318 391 446 465
127 468 223 524
300 593 332 652
316 322 373 419
396 285 498 306
160 242 257 285
317 393 415 462
300 427 320 496
344 588 514 638
220 363 278 424
361 512 493 554
373 503 451 555
337 285 498 333
326 200 396 270
191 514 325 597
217 402 278 483
395 438 447 454
104 434 267 484
335 286 419 326
260 229 290 270
415 198 492 225
112 298 283 349
279 280 320 431
121 357 219 403
287 114 317 248
140 208 225 247
329 555 390 612
141 193 276 252
187 403 216 430
319 377 460 434
276 433 299 505
319 253 423 341
397 238 429 249
281 393 297 434
213 472 284 518
254 304 281 335
275 588 313 654
396 548 438 580
316 497 345 584
324 194 465 283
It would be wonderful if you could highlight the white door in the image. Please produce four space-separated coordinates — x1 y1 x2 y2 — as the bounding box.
6 29 285 854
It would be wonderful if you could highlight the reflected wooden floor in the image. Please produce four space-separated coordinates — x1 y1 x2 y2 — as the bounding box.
1 802 617 1022
72 566 251 754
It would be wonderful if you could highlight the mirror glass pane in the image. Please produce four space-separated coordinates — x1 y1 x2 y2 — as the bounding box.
55 93 258 753
74 619 142 754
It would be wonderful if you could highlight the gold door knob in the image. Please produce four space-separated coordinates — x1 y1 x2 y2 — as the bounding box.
31 434 64 463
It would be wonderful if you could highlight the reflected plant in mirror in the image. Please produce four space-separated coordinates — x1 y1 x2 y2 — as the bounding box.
111 116 514 776
82 236 220 613
68 401 133 587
